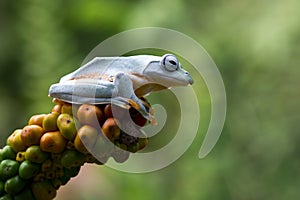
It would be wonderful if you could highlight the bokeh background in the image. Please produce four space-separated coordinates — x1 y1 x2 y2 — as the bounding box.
1 0 300 199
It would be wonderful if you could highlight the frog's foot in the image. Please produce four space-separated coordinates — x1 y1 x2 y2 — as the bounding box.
111 96 156 125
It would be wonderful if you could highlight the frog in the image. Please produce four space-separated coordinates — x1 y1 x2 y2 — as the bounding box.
49 54 193 122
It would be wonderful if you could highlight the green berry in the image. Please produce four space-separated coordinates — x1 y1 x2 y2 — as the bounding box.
57 113 77 141
25 145 49 164
19 160 40 179
0 160 20 181
0 146 16 160
43 112 59 132
31 180 57 200
4 175 26 195
61 103 73 114
61 150 85 168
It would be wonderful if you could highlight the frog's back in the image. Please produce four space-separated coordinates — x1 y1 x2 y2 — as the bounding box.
60 55 161 83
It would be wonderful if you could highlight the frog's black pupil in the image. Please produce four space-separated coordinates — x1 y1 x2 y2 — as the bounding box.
169 60 176 65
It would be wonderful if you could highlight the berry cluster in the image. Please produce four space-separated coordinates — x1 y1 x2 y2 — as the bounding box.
0 100 149 200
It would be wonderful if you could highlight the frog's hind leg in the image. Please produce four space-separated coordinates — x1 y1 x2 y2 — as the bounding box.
49 80 115 104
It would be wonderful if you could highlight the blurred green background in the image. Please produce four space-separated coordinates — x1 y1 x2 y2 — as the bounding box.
0 0 299 199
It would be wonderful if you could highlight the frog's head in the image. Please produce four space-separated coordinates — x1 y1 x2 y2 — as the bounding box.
141 54 193 88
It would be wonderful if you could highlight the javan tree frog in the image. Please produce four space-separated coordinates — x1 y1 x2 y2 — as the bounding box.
49 54 193 122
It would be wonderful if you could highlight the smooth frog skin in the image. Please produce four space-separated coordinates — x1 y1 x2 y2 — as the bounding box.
49 54 193 121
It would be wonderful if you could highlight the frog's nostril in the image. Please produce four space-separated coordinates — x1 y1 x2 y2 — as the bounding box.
185 71 193 84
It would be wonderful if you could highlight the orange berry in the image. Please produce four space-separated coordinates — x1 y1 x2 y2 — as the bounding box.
28 114 47 127
21 125 44 146
52 104 62 113
102 118 120 141
40 131 67 154
74 125 98 154
77 104 104 127
8 129 26 152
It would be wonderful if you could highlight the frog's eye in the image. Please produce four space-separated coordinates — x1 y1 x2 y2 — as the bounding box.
161 54 180 72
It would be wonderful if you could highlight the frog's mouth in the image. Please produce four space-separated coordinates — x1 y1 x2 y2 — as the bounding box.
149 73 193 88
134 84 168 97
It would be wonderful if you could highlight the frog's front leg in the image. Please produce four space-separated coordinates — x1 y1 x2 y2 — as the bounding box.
113 73 150 119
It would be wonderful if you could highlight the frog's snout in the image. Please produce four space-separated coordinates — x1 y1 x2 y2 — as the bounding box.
185 71 194 85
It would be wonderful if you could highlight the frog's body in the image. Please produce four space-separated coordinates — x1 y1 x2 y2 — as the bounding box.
49 54 193 121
